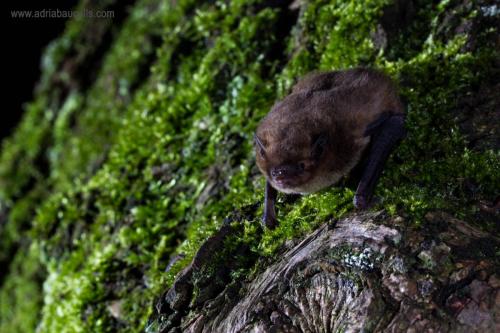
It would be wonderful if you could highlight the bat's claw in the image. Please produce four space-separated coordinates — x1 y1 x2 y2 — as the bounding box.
353 194 369 210
262 214 278 229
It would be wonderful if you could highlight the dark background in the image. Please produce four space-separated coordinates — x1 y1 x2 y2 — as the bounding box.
3 0 78 140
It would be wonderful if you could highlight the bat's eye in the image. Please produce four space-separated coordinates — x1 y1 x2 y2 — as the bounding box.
314 145 324 158
298 160 314 172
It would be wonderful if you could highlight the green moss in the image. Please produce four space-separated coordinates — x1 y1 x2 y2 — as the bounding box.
256 187 353 256
1 0 498 331
0 245 45 332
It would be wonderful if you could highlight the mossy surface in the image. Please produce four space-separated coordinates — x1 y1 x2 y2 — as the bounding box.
0 0 498 332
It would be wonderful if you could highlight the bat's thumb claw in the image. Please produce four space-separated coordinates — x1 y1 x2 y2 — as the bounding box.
262 214 278 229
353 195 369 210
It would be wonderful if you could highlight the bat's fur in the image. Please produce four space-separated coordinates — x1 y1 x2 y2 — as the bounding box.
255 68 404 194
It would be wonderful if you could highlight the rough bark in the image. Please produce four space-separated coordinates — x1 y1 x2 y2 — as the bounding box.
150 211 499 333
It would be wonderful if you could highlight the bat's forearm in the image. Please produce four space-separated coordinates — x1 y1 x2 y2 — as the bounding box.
354 113 406 209
263 181 278 229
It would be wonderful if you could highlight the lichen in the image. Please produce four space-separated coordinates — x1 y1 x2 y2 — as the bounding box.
329 245 383 272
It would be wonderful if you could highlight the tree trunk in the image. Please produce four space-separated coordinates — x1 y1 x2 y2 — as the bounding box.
149 211 499 332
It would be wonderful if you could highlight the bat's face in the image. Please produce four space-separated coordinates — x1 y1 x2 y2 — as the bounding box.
254 132 328 194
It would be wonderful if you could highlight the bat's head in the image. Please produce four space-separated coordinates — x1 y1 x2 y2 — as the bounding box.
254 91 338 193
254 128 329 194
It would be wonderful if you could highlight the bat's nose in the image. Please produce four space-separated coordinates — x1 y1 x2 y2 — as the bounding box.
271 167 286 179
270 164 302 181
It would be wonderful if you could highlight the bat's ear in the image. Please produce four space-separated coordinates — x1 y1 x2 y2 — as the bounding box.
254 134 266 158
311 132 328 159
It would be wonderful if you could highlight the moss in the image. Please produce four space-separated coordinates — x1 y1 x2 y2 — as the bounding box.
1 0 498 331
0 245 45 332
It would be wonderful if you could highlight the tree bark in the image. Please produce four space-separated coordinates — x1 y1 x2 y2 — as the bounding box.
149 211 499 333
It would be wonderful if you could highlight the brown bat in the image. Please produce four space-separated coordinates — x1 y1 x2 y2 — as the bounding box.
255 68 406 229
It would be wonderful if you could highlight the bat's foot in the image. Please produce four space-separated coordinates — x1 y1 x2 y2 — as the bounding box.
353 194 380 210
353 194 369 210
262 214 278 230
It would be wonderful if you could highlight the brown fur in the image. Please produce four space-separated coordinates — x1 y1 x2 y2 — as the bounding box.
255 67 404 194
